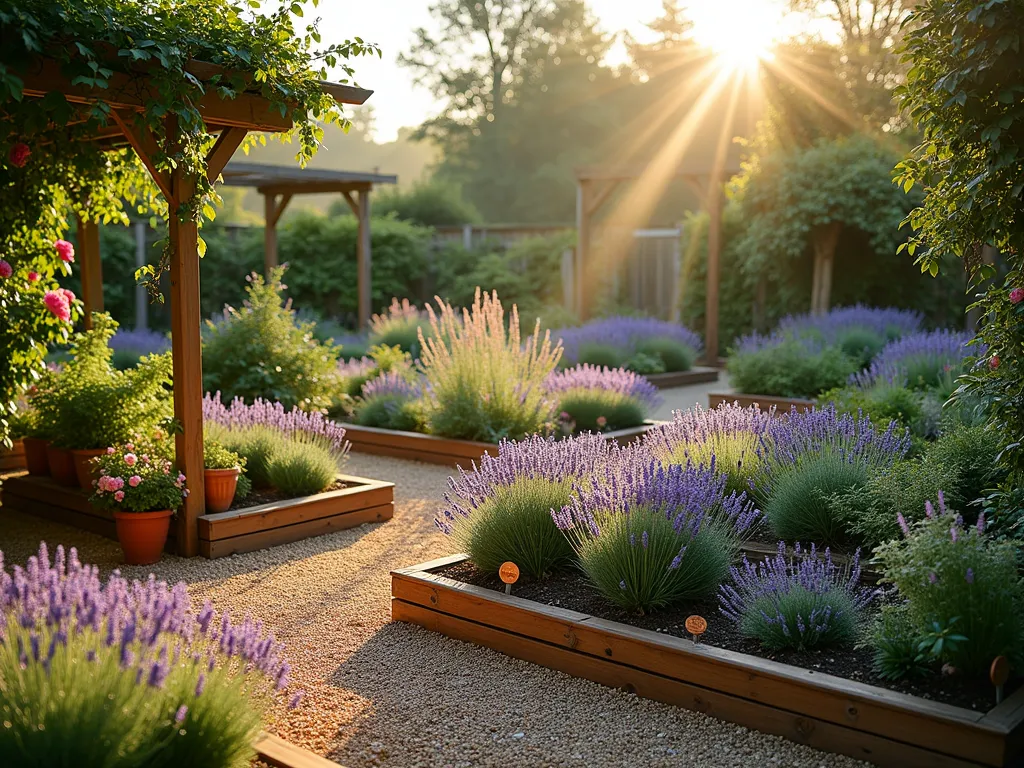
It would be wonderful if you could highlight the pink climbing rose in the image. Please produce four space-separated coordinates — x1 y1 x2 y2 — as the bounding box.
9 143 30 168
0 259 11 279
128 475 142 488
124 453 137 467
61 288 76 305
990 355 1000 370
43 290 71 321
114 491 125 502
54 239 75 262
1011 287 1024 305
28 271 39 282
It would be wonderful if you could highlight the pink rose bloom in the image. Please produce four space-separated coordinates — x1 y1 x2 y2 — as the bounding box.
54 239 75 263
43 290 71 321
0 260 11 279
124 453 137 467
125 443 134 451
114 491 125 502
106 447 115 454
61 288 76 305
990 355 1000 369
28 271 39 282
128 475 142 488
141 454 150 463
1011 287 1024 305
9 143 30 168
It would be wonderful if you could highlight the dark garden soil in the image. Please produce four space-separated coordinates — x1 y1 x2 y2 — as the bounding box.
437 560 1014 713
227 481 349 512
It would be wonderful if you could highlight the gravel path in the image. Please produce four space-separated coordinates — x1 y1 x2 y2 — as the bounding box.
0 445 863 768
650 372 732 421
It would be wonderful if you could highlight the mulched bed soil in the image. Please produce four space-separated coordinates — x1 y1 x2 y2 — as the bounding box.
437 560 1014 714
227 481 349 512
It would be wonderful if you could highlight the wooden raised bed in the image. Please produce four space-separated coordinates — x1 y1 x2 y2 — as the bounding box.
643 366 719 389
392 554 1024 768
0 472 393 560
708 392 816 413
0 439 26 472
341 422 663 468
255 734 346 768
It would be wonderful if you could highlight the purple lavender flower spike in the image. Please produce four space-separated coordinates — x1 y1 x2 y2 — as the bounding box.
965 568 974 584
850 329 978 389
555 316 702 366
544 364 661 411
175 705 189 723
361 371 423 402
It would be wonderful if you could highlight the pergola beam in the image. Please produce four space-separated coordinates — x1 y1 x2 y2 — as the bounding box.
110 110 173 203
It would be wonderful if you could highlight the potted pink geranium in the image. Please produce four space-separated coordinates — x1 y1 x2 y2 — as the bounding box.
90 444 187 565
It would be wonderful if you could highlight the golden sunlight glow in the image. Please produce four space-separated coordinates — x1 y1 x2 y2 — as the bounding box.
689 0 785 71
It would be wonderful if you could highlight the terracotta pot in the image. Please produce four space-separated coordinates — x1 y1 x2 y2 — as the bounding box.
113 509 173 565
0 438 26 472
72 448 107 490
46 445 78 487
22 437 51 476
204 467 241 514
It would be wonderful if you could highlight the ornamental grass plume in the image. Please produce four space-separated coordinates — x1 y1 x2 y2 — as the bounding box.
719 541 875 651
0 543 300 766
545 364 661 432
850 329 978 390
755 404 910 544
645 402 771 497
418 289 561 442
438 433 609 578
554 458 760 613
368 298 430 356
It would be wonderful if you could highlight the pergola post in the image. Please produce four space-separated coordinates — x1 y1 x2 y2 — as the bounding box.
262 191 293 277
76 215 103 330
357 187 372 329
705 187 722 364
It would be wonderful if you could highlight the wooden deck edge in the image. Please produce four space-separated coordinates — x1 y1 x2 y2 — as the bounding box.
645 367 720 389
391 557 1017 767
708 393 817 412
254 734 345 768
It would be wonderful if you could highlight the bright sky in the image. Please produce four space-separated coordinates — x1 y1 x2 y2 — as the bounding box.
314 0 678 142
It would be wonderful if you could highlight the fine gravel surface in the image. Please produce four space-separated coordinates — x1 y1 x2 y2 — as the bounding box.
651 372 732 421
0 448 865 768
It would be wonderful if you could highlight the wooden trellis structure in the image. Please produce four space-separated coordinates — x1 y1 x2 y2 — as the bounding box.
574 155 740 362
219 162 397 329
18 54 372 557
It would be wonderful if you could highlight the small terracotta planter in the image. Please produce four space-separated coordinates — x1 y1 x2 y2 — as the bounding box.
113 509 173 565
71 448 107 490
46 445 78 487
22 437 51 476
204 467 241 514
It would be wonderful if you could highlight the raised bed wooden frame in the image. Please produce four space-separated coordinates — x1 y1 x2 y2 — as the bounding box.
0 472 393 559
644 366 719 389
0 439 26 472
708 392 816 413
341 421 663 468
255 734 346 768
392 554 1024 768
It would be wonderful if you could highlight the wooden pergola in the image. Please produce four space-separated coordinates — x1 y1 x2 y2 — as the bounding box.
219 162 397 329
575 152 742 363
18 54 372 557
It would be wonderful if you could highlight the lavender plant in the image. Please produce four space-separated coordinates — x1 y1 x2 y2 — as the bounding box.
202 393 349 456
850 330 977 391
557 316 702 372
419 289 561 442
645 403 770 497
265 434 340 497
354 372 425 432
875 494 1024 675
545 364 661 432
438 433 609 578
756 405 910 544
777 305 922 346
554 459 760 613
109 328 171 369
0 543 301 766
719 542 875 651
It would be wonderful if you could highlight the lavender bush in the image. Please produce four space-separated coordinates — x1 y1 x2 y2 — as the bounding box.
419 289 561 442
777 305 922 346
850 329 977 391
556 316 703 372
645 403 771 497
438 434 609 577
554 459 760 612
354 372 425 432
546 364 661 432
203 393 348 455
875 494 1024 675
727 335 858 399
0 543 300 766
719 542 875 651
756 405 910 544
109 328 171 369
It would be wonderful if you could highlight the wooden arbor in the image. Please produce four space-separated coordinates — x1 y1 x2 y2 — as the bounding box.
219 162 397 329
574 155 741 364
17 55 371 557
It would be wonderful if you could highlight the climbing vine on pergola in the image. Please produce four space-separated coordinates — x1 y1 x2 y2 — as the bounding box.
0 0 378 555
